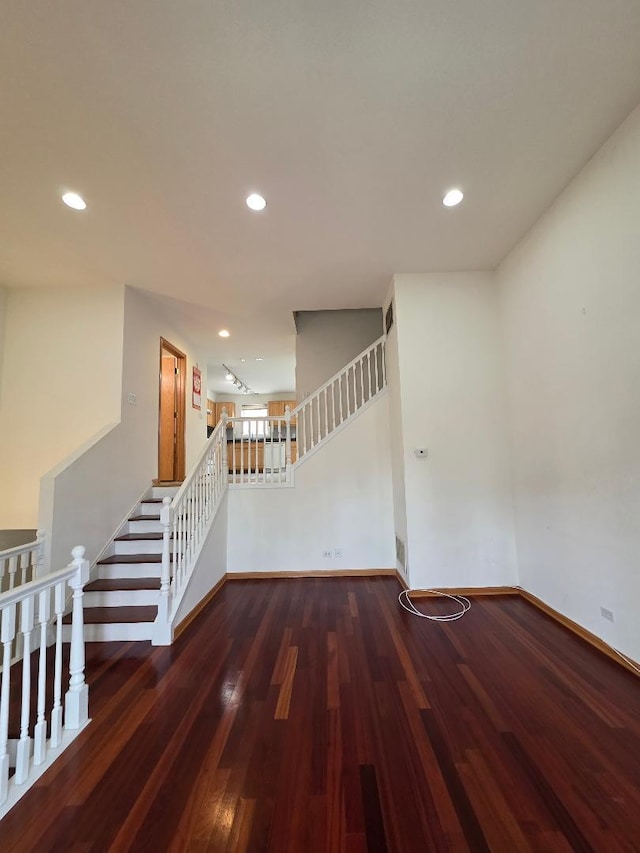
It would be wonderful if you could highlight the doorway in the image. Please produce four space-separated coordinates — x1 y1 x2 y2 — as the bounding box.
158 338 186 482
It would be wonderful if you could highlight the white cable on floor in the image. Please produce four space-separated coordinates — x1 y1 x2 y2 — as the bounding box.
398 588 471 621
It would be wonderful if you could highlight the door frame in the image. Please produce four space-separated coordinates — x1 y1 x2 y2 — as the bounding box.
157 337 186 482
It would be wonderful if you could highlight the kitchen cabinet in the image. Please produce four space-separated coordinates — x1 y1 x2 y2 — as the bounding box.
227 440 263 472
227 439 296 473
267 400 297 424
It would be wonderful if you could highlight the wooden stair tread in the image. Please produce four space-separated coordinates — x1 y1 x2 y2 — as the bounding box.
63 605 157 624
98 554 164 564
86 578 160 592
115 533 163 541
129 514 161 521
141 498 164 503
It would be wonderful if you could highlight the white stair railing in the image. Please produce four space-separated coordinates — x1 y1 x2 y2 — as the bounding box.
0 545 89 818
294 335 386 461
0 532 45 595
152 418 227 645
224 335 386 487
224 415 294 486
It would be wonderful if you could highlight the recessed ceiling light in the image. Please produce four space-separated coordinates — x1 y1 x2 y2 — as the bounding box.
218 329 230 338
255 357 263 361
240 357 246 362
443 188 464 207
246 193 266 211
62 191 87 210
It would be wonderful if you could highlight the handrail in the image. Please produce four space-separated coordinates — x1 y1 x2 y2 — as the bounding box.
0 539 38 560
290 334 385 416
0 562 74 609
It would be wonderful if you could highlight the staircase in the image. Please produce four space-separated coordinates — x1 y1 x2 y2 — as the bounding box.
63 335 387 645
63 485 178 642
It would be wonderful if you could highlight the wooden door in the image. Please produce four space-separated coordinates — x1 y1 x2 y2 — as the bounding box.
158 338 186 482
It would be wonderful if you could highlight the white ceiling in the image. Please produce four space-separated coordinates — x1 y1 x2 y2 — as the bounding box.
2 2 640 393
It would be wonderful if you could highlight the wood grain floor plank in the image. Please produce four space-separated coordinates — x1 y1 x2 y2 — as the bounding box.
1 576 639 852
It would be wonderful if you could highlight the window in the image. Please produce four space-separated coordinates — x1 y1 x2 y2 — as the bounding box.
241 405 268 437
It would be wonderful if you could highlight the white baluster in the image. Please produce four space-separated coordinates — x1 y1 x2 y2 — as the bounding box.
323 388 328 440
339 375 344 423
381 340 386 386
0 556 5 594
20 549 30 586
33 587 50 765
359 356 365 408
8 555 17 590
0 601 16 803
221 408 229 485
331 380 337 431
50 581 65 748
309 399 315 448
15 593 34 783
285 407 292 481
64 546 89 731
373 347 380 394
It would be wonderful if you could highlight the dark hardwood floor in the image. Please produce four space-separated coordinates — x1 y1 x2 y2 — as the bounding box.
1 576 639 851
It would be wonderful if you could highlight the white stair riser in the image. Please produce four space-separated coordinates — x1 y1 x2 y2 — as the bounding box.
151 486 179 499
128 520 162 534
85 590 159 608
63 623 153 643
98 563 162 580
140 501 163 514
114 539 163 555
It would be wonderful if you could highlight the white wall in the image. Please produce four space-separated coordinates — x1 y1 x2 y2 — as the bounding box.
498 104 640 661
0 287 7 410
227 394 395 573
393 273 518 590
295 308 383 399
0 286 124 528
121 287 207 477
39 285 209 573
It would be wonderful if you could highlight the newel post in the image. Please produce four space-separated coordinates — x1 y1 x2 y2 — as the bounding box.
284 406 292 480
64 546 89 730
221 407 228 472
35 529 46 580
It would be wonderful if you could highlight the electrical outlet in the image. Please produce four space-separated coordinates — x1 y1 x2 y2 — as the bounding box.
600 606 614 622
323 550 333 558
334 548 342 558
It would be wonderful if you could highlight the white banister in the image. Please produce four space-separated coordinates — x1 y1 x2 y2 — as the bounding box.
152 416 228 645
221 336 386 487
0 546 89 816
0 535 43 595
291 335 386 464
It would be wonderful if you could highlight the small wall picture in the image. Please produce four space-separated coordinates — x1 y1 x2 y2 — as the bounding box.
192 366 202 410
